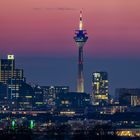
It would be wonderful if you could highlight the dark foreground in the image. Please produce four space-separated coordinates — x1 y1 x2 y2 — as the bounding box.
0 130 138 140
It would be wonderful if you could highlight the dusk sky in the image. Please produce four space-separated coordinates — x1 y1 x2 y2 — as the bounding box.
0 0 140 95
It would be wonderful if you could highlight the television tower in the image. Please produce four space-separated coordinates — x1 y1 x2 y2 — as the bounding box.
74 11 88 93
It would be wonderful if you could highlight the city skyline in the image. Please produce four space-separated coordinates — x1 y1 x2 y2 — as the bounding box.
0 0 140 95
1 1 140 139
0 54 139 97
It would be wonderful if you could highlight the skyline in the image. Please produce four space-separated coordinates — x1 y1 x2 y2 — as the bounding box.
14 56 140 95
0 0 140 94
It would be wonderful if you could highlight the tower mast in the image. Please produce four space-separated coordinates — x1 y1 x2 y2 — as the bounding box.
79 11 83 30
74 11 88 93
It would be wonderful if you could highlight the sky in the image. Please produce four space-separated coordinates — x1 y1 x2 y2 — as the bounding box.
0 0 140 95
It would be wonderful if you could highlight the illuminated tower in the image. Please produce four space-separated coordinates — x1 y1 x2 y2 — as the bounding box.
74 11 88 92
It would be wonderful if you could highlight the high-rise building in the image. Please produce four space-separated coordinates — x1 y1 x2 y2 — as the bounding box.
74 11 88 93
0 55 25 110
92 72 109 105
0 55 24 84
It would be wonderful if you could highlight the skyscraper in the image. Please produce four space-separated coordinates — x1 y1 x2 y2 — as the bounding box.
92 72 109 105
0 55 25 109
0 55 24 84
74 11 88 93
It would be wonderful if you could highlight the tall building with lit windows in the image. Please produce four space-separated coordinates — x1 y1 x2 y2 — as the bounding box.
92 72 109 106
0 55 25 109
0 55 24 84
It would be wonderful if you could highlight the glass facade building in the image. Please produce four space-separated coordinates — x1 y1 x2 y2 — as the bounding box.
92 72 109 105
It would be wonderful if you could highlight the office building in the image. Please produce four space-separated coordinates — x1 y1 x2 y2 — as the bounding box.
8 78 25 109
55 92 90 115
92 72 109 105
18 83 34 110
0 55 26 110
41 86 69 106
0 55 24 84
33 85 44 110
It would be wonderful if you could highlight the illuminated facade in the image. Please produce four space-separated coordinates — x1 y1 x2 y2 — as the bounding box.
74 11 88 93
8 78 25 99
41 86 69 106
0 55 24 84
55 92 90 115
18 83 34 110
92 72 109 105
0 55 25 110
8 78 25 110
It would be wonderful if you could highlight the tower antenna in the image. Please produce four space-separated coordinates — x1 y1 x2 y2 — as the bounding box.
79 11 83 30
